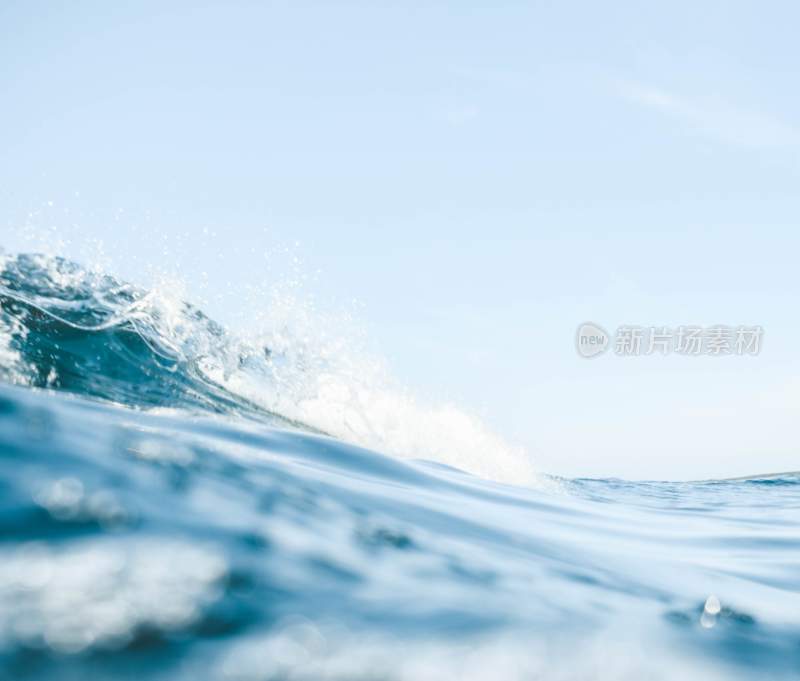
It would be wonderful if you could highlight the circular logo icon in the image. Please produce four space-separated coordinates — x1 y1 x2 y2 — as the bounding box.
576 322 609 359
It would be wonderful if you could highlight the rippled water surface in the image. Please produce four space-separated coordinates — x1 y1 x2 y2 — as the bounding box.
1 253 798 680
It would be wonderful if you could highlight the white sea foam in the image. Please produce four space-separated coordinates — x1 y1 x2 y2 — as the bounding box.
202 286 539 486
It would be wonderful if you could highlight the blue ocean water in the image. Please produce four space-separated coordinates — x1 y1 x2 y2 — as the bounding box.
0 252 798 680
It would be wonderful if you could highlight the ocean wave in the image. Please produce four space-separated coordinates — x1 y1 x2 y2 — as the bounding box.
0 252 536 484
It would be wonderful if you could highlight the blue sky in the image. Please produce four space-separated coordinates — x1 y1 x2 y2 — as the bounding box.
3 1 800 478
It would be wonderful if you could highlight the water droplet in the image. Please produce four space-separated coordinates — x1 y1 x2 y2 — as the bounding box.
704 594 721 616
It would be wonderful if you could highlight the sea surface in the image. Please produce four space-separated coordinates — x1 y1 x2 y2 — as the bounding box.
0 252 798 680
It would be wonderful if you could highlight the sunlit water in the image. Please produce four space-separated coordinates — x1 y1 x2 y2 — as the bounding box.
0 253 798 680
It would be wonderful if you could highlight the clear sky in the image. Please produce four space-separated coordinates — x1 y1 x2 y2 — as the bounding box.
2 1 800 479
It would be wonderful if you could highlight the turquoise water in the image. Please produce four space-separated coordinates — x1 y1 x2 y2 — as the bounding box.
0 253 798 680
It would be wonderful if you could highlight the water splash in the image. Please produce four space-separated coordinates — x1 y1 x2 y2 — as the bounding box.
0 252 536 485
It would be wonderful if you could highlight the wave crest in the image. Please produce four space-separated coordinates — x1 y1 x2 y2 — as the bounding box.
0 252 537 485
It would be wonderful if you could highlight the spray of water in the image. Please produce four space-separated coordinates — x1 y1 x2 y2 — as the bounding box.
0 234 538 486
